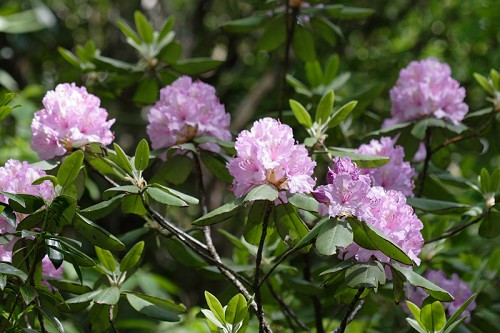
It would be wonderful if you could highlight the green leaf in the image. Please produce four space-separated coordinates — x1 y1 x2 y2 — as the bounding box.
200 151 233 183
57 47 81 68
443 317 467 333
323 54 340 84
146 187 187 207
292 26 316 62
258 16 286 51
479 168 491 194
479 210 500 238
120 241 145 271
327 101 358 128
244 201 269 245
121 194 148 216
444 293 476 330
94 287 120 305
406 318 427 333
113 143 133 173
133 78 159 104
66 290 102 304
222 16 268 33
289 99 313 128
193 198 243 226
225 294 247 326
391 266 405 303
337 7 374 19
288 193 318 212
244 184 279 202
57 150 84 189
20 285 36 304
80 194 125 220
0 263 27 282
153 154 193 185
420 297 446 332
315 219 353 256
74 213 125 251
473 73 494 95
294 217 329 250
103 185 139 199
391 264 454 301
205 291 226 324
172 58 223 75
319 259 356 276
348 218 413 265
274 203 310 247
328 147 389 168
32 175 58 187
406 197 469 215
159 16 175 41
406 301 425 328
134 11 154 43
116 19 141 44
150 184 199 205
316 90 335 124
8 194 44 214
0 205 16 228
38 308 64 333
305 61 323 88
95 246 116 272
125 292 185 322
134 139 150 171
345 261 386 289
47 279 91 294
166 238 205 268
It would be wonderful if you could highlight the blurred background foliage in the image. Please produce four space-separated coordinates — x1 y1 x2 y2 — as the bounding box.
1 0 499 332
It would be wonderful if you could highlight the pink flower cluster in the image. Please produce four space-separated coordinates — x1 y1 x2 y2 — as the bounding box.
357 137 415 196
0 160 62 281
406 270 476 321
227 118 316 198
147 76 231 153
385 58 468 127
31 83 115 160
313 157 423 265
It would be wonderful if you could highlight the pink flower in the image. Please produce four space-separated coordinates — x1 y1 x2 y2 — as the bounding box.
406 270 476 322
147 76 231 153
31 83 115 160
0 160 61 283
385 58 468 127
312 157 371 217
357 137 415 196
227 118 316 197
341 187 424 265
413 142 427 162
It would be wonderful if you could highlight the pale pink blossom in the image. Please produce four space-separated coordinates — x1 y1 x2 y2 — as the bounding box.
385 58 468 127
357 137 415 196
147 76 231 153
227 118 316 197
31 83 115 160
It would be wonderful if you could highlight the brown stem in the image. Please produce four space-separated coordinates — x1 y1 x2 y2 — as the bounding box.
254 204 272 333
425 213 487 244
334 288 365 333
266 280 310 332
109 305 118 333
416 128 432 197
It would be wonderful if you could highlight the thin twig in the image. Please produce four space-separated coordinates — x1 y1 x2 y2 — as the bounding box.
109 305 118 333
425 213 487 244
333 288 365 333
331 298 366 333
254 204 272 333
266 280 310 332
416 128 432 197
277 1 298 119
303 253 324 333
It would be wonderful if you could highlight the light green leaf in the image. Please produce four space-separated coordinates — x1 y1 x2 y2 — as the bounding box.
244 184 279 202
57 150 84 189
134 139 150 171
113 143 133 173
316 90 334 124
327 101 357 128
94 287 120 305
120 241 145 272
205 291 225 324
420 297 446 332
315 219 353 256
134 11 154 43
192 198 243 226
289 99 313 128
95 246 116 272
225 294 247 326
146 187 187 207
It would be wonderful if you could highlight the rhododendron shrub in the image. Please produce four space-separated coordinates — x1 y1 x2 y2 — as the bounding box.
1 3 499 333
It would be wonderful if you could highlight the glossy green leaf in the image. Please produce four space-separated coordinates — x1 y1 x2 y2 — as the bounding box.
74 213 125 251
133 77 159 103
120 241 145 271
126 292 185 322
327 101 358 128
345 261 386 289
0 263 27 282
288 193 318 212
20 285 36 304
444 293 476 329
225 293 247 326
57 150 84 189
406 197 469 215
205 291 225 324
146 187 187 207
94 287 120 305
193 198 243 226
95 246 116 272
294 217 329 250
478 210 500 238
80 194 125 220
134 11 154 43
328 147 389 168
316 90 334 124
116 19 141 44
121 194 148 216
244 184 279 202
200 151 233 183
274 203 310 247
315 219 353 256
420 297 446 332
243 200 269 245
289 99 313 128
134 139 150 171
113 143 133 173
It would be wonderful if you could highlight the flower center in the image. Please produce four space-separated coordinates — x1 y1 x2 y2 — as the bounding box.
176 124 198 144
266 168 287 189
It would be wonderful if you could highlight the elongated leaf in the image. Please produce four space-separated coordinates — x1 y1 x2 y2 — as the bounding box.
289 99 313 128
8 194 44 214
146 187 187 207
320 259 356 276
66 290 102 304
292 26 316 62
95 246 116 272
391 264 454 301
134 139 150 171
0 263 27 282
244 184 279 202
444 293 476 330
172 58 222 75
274 203 309 247
205 291 225 324
225 294 247 326
222 16 268 33
80 194 125 220
20 285 36 304
200 151 233 183
134 11 154 43
243 200 269 245
348 218 412 265
57 150 84 189
420 297 446 332
407 197 469 215
294 217 329 250
345 261 386 289
328 101 358 128
126 292 185 322
116 19 141 44
39 308 64 333
74 214 125 251
328 147 389 168
288 193 319 212
120 241 144 271
113 143 133 173
150 184 198 205
316 90 334 124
